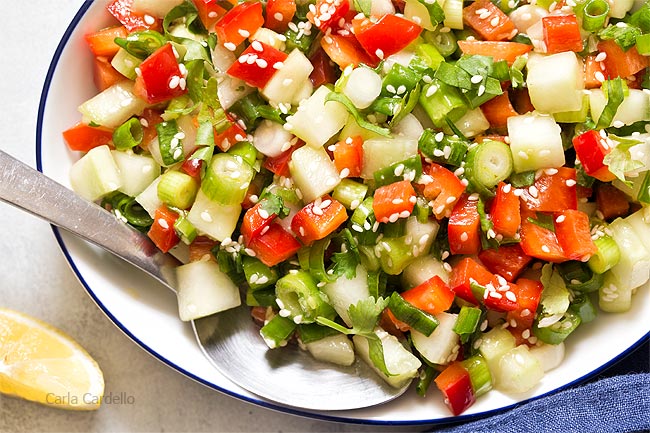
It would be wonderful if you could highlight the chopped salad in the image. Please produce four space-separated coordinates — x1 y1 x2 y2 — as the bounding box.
64 0 650 415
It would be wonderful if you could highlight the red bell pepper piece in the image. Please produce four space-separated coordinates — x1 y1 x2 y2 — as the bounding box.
456 40 532 65
92 56 125 92
403 275 455 315
597 39 648 80
134 43 187 104
554 209 598 261
192 0 234 31
309 48 339 88
180 156 203 180
107 0 161 32
214 116 247 152
320 33 374 69
595 183 630 220
241 201 279 245
188 236 218 262
247 223 302 267
423 163 466 220
265 0 297 32
263 141 304 177
572 129 615 182
434 362 476 416
449 257 495 304
448 194 481 256
215 1 264 48
463 0 517 41
307 0 350 32
148 206 180 253
542 14 583 54
506 277 543 343
372 180 416 224
62 122 114 152
490 181 521 239
85 26 128 57
519 217 567 263
352 14 422 60
519 167 578 213
291 196 348 245
227 41 288 89
479 91 519 130
478 243 532 282
332 136 363 178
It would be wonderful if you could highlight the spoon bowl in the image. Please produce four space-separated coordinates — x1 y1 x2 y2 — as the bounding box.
0 149 409 410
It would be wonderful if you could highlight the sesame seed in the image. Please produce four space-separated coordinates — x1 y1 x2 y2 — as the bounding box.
556 215 566 223
541 245 551 253
565 179 577 187
460 232 469 242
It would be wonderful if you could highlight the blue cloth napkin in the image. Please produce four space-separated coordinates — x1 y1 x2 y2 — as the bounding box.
434 339 650 433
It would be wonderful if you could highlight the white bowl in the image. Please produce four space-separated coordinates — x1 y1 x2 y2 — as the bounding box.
36 0 650 425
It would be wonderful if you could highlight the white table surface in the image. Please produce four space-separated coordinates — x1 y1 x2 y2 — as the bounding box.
0 2 414 432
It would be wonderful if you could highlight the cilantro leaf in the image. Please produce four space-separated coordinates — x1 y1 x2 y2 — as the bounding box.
603 134 646 186
316 297 393 376
348 297 389 334
599 23 642 51
325 92 391 137
330 229 361 280
258 193 290 219
596 78 625 129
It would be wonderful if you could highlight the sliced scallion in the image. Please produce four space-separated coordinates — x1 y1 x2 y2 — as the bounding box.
260 314 297 349
580 0 610 31
173 213 197 244
461 354 492 397
569 292 597 324
242 256 278 291
418 130 469 167
114 30 167 59
453 306 482 339
533 311 581 345
587 234 621 274
156 120 185 166
332 179 368 210
465 140 513 194
201 154 255 205
388 292 439 336
297 323 341 344
157 170 199 210
373 155 423 187
275 270 336 324
113 118 143 151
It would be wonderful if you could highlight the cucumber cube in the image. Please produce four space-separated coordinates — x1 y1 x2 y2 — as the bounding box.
353 328 421 388
507 112 565 172
494 345 544 393
262 49 314 105
608 217 650 291
187 189 241 242
305 334 355 366
111 150 160 197
79 81 146 128
176 260 241 321
69 145 121 201
285 85 349 148
360 137 419 179
289 145 341 202
411 312 460 365
526 51 584 114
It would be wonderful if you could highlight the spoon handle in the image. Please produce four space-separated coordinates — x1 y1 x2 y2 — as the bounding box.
0 150 179 290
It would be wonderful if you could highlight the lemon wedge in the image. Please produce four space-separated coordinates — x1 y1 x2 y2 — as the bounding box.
0 308 104 410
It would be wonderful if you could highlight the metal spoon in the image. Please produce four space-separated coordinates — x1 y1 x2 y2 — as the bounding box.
0 150 409 411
